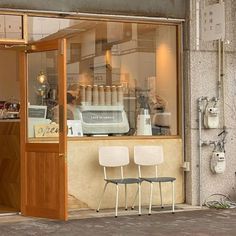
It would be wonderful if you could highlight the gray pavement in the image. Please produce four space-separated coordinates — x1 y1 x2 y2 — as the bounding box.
1 208 236 236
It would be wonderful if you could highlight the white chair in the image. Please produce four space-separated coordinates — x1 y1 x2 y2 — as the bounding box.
96 146 141 217
133 145 176 215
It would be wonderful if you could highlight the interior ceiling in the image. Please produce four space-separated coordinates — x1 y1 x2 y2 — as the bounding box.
37 20 158 43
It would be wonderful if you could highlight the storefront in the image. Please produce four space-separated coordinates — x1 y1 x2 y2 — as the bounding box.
0 0 185 220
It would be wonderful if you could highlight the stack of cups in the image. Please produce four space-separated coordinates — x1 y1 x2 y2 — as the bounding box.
80 85 86 105
105 86 111 105
86 85 92 105
99 85 105 105
117 86 124 106
111 86 118 105
93 85 98 105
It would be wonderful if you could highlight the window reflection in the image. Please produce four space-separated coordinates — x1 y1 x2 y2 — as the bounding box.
27 17 179 137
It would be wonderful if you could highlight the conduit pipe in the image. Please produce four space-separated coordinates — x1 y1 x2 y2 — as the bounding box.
198 96 208 207
217 39 221 100
221 40 226 128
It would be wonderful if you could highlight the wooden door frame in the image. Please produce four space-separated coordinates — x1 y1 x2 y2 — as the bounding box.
19 38 68 220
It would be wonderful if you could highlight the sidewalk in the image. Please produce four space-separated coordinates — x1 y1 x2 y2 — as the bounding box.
0 206 236 235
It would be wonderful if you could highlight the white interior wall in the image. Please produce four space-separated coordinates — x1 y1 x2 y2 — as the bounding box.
156 25 177 135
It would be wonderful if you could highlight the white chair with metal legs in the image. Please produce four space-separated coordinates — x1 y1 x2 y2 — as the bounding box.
134 145 176 215
96 146 141 217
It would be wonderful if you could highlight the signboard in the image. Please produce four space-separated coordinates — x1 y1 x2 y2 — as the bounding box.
34 123 59 137
67 120 83 137
34 121 83 137
201 2 225 41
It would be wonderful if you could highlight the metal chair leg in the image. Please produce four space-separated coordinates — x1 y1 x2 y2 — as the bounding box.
172 181 175 214
115 184 119 217
159 182 163 208
138 182 141 216
96 182 108 212
125 184 127 210
131 185 139 210
148 182 153 215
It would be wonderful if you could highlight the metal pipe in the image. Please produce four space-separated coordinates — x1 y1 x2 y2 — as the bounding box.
217 39 221 100
196 0 200 50
0 8 185 24
221 40 226 128
198 98 203 207
197 96 208 207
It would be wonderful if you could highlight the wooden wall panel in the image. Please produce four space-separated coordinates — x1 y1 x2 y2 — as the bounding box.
0 121 20 211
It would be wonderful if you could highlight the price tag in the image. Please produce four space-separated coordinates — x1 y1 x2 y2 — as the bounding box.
67 120 83 137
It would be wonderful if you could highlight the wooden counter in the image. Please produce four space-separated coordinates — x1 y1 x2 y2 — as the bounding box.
0 120 20 212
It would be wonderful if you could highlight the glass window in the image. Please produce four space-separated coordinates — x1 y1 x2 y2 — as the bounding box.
27 50 59 140
28 17 180 137
66 21 179 137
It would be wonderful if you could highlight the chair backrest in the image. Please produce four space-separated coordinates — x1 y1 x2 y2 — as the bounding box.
99 146 129 167
134 145 164 166
134 146 164 178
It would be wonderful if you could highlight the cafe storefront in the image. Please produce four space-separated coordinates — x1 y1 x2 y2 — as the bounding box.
0 0 185 220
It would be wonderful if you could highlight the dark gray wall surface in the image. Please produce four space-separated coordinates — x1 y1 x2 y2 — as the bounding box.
0 0 186 18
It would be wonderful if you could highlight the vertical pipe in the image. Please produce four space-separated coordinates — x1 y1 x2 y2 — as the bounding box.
217 39 221 100
198 98 202 207
221 40 226 128
196 0 200 51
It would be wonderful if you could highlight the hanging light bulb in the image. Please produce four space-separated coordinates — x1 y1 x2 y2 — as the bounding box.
37 71 47 84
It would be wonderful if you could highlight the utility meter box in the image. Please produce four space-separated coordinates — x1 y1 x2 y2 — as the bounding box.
210 151 225 174
204 107 220 128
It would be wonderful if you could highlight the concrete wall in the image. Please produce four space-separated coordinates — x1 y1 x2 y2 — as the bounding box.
185 0 236 205
0 0 186 19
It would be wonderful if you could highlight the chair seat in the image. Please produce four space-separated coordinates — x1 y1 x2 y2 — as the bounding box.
141 177 176 183
105 178 142 184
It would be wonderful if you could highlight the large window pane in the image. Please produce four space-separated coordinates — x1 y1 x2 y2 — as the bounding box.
28 17 179 137
66 21 178 136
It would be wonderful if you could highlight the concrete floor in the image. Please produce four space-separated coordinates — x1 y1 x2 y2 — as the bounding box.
0 206 236 235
